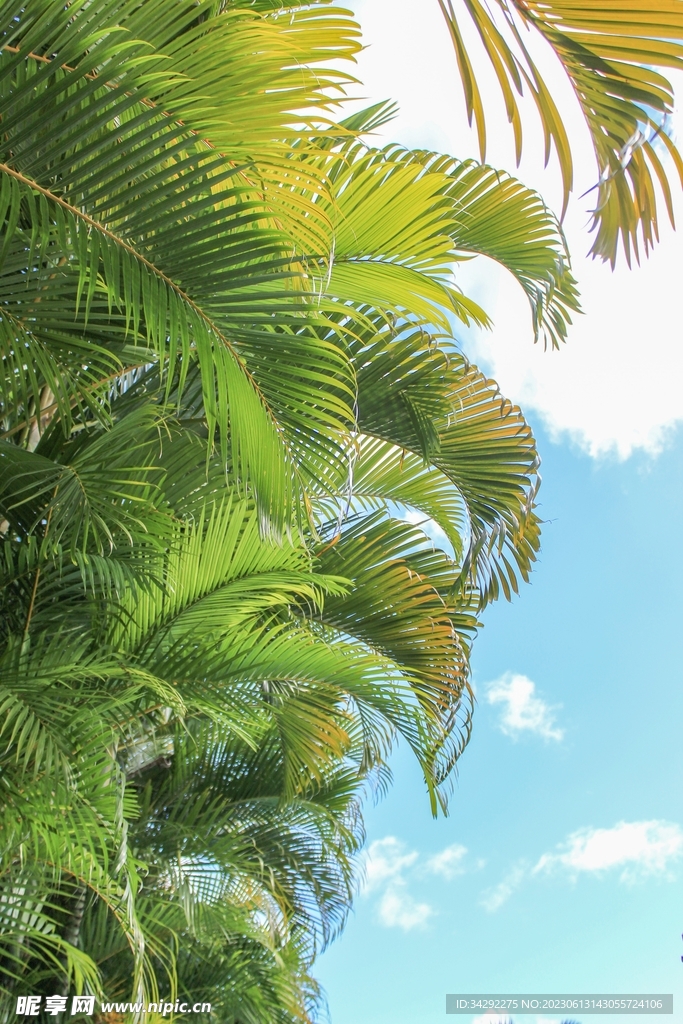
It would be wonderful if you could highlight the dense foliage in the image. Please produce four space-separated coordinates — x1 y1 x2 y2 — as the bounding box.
0 1 679 1020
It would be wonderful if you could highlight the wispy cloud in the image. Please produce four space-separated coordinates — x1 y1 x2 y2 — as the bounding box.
480 862 527 912
362 837 430 931
362 837 418 893
486 673 564 742
534 820 683 882
481 820 683 911
426 843 468 879
377 886 433 930
362 836 473 930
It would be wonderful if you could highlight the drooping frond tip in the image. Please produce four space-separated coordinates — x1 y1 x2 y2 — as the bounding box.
439 0 683 265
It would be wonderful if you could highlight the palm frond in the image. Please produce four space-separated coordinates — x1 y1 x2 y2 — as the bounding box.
439 0 683 263
0 0 555 1011
353 325 541 604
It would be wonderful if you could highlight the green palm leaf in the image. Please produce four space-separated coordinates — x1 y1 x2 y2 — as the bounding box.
0 0 564 1013
438 0 683 263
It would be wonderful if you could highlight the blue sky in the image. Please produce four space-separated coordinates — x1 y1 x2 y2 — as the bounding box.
317 3 683 1022
317 421 683 1024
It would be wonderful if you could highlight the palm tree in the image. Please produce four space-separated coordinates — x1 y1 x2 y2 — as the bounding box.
438 0 683 265
0 0 677 1018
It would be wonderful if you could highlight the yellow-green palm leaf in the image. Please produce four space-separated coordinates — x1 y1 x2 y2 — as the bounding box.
439 0 683 264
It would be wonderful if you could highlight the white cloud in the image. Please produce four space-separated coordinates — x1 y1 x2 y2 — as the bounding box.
471 1017 559 1024
481 820 683 912
472 1013 560 1023
534 820 683 882
362 837 435 929
426 843 468 879
480 862 526 913
462 244 683 460
475 1011 561 1019
486 673 564 742
401 509 453 555
362 836 418 892
377 885 433 931
362 836 471 929
347 0 683 460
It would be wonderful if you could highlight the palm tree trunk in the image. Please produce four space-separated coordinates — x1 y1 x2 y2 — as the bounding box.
60 886 86 997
